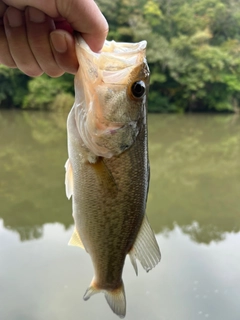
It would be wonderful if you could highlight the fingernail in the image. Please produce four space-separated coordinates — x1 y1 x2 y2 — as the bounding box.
28 7 45 23
6 8 23 27
50 32 67 53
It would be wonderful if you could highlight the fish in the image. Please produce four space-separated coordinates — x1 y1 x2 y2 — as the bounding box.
65 34 161 318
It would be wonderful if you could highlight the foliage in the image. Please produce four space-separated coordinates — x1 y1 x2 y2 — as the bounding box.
0 66 29 108
50 93 74 111
97 0 240 112
1 0 240 112
23 74 74 110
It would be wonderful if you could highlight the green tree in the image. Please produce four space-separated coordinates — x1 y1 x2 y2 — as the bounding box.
98 0 240 112
1 0 240 112
23 73 74 110
0 66 29 108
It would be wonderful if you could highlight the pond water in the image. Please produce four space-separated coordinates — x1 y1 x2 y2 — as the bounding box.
0 110 240 320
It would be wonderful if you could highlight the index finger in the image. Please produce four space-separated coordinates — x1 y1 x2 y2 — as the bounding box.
61 0 109 52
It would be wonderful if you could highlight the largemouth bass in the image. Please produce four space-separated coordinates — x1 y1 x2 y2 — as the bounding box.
65 35 161 318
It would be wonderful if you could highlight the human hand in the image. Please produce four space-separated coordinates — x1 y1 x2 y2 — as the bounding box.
0 0 108 77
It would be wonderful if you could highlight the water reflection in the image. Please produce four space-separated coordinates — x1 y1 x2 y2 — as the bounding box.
1 111 240 320
147 113 240 243
0 112 240 243
0 110 72 241
1 221 240 320
0 111 240 243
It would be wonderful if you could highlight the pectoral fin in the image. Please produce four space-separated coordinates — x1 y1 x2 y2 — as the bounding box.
129 215 161 275
92 158 118 197
65 159 73 199
68 228 85 250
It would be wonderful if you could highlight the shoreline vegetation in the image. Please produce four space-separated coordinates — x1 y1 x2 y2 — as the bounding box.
1 0 240 113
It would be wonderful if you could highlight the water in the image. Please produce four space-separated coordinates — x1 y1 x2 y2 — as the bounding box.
0 111 240 320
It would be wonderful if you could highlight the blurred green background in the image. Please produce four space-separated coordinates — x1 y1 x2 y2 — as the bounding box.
1 0 240 113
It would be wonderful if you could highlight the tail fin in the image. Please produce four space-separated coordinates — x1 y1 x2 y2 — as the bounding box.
104 283 126 319
83 280 126 318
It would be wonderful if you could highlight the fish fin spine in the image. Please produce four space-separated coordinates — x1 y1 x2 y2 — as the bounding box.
83 280 126 318
64 159 73 199
129 251 138 276
68 228 85 250
129 215 161 273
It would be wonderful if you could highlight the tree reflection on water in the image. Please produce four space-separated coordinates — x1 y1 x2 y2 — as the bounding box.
0 111 239 243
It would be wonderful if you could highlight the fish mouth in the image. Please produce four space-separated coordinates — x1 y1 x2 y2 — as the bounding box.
75 34 147 82
73 35 145 158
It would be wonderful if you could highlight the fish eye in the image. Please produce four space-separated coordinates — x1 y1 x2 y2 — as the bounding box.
131 81 146 99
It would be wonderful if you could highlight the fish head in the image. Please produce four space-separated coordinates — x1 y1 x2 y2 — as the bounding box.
74 35 150 158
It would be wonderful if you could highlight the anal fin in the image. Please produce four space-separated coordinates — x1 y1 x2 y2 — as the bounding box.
129 215 161 274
